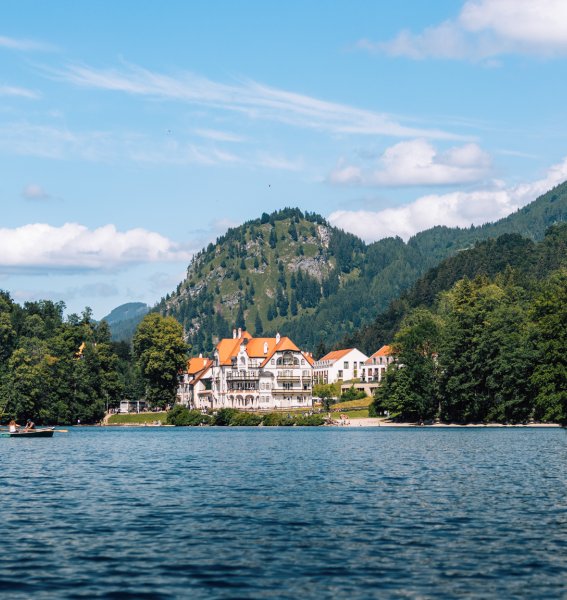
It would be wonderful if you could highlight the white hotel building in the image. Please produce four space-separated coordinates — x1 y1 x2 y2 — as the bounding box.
178 329 314 411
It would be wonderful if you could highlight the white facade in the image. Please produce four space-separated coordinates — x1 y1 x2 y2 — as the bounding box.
313 348 369 385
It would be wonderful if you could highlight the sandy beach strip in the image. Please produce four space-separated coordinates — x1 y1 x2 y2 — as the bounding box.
331 418 561 428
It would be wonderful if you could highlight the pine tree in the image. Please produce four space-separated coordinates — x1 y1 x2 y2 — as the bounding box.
254 312 264 336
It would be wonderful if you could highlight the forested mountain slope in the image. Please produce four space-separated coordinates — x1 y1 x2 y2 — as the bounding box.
346 223 567 355
102 302 149 342
157 182 567 354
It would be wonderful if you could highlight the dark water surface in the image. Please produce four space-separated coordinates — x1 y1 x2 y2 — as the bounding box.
1 427 566 599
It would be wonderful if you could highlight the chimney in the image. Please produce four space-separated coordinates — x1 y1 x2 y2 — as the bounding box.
276 332 281 344
233 328 237 339
238 327 242 338
199 353 202 358
263 341 268 354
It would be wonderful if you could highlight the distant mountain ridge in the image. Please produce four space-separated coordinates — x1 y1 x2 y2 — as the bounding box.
102 302 149 341
155 182 567 354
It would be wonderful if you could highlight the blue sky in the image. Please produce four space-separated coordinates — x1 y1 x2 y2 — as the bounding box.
2 0 567 318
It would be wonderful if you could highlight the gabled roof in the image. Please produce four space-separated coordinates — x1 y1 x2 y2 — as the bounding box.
302 351 315 366
318 348 354 363
212 331 306 368
216 336 245 365
245 337 277 358
191 362 212 384
365 345 393 364
260 336 301 367
186 357 212 375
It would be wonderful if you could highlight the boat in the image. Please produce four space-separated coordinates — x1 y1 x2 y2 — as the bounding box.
0 427 55 438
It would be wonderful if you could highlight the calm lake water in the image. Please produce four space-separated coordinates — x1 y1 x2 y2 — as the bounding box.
1 427 566 599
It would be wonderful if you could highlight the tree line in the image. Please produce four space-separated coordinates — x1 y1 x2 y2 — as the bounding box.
0 294 187 425
372 267 566 424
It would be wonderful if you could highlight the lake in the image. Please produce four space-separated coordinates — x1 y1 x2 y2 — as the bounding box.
1 427 566 599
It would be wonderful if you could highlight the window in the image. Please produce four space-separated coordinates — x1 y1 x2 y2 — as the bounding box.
344 361 349 369
338 370 343 378
276 352 299 367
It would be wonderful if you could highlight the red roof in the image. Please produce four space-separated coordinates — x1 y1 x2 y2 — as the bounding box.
318 348 353 363
365 345 393 364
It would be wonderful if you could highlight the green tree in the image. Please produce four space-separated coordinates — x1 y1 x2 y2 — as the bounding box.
133 314 188 408
374 308 441 422
530 270 567 423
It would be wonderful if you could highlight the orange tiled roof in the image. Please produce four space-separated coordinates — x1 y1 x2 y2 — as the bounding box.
318 348 353 363
260 336 301 367
365 345 393 364
191 362 212 384
245 337 277 358
302 351 315 366
186 357 211 375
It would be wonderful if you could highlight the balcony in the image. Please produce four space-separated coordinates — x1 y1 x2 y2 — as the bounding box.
226 370 259 380
276 372 300 381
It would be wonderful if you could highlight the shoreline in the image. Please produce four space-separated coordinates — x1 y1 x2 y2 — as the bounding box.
334 418 562 428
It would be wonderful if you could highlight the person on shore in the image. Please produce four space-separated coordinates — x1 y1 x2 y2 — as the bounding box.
8 420 19 433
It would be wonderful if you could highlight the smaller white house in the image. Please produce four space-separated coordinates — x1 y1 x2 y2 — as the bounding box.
177 356 213 407
361 345 395 383
313 348 368 385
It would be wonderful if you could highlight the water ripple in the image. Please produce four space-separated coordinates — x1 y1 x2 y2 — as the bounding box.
1 427 566 598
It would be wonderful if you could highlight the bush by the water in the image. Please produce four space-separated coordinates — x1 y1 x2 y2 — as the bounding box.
213 408 240 426
230 412 263 426
167 405 325 427
167 405 212 426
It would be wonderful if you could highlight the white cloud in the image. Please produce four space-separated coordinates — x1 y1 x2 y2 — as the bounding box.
0 122 243 165
328 155 567 242
50 62 462 140
359 0 567 61
0 35 55 52
0 85 39 99
329 140 491 186
194 128 246 143
0 223 192 270
22 184 50 200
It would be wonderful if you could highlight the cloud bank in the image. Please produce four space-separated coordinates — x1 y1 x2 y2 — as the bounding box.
328 155 567 242
358 0 567 61
330 140 491 186
0 223 192 270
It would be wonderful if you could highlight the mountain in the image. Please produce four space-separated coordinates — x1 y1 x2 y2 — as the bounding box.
102 302 149 341
344 222 567 355
157 182 567 354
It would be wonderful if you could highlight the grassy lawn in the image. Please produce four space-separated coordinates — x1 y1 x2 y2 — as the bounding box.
108 412 168 425
331 409 370 419
332 397 372 410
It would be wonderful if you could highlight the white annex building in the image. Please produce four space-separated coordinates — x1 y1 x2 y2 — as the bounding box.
360 345 395 384
313 348 369 385
177 329 314 411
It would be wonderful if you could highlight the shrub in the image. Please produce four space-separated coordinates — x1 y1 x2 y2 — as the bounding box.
167 405 211 426
340 386 367 402
262 412 295 426
230 412 263 426
294 414 325 426
213 408 240 426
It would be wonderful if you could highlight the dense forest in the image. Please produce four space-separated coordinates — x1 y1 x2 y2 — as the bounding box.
0 296 186 424
155 182 567 354
0 298 133 424
370 224 567 424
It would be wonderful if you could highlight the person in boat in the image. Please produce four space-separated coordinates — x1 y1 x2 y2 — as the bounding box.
25 419 35 430
8 420 19 433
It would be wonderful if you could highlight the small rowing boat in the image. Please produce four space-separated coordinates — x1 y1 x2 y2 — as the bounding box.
0 427 55 438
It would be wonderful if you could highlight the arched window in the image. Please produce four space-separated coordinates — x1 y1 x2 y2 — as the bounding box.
276 352 299 367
